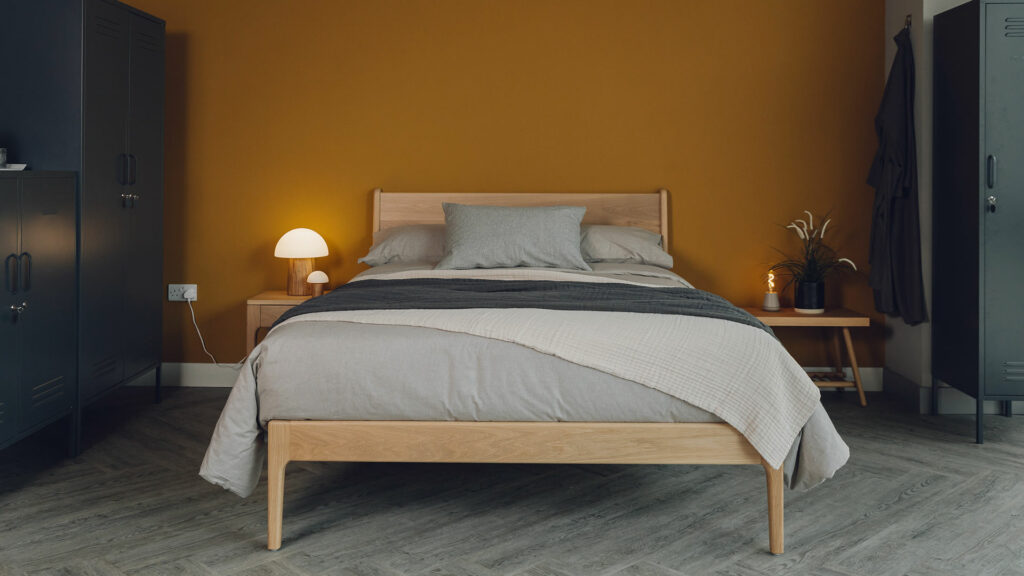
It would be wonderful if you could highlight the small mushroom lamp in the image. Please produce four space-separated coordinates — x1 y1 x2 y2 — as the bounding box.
763 270 781 311
274 228 329 296
307 270 329 297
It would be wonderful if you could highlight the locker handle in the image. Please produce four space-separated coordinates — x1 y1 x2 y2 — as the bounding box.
19 252 31 292
9 300 27 322
128 154 137 186
117 154 128 186
987 155 997 189
4 254 17 295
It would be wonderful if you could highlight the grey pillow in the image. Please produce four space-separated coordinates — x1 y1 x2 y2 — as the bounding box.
436 203 591 270
358 224 446 266
580 225 674 269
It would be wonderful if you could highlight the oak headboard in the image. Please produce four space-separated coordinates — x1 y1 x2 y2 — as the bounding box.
372 189 670 246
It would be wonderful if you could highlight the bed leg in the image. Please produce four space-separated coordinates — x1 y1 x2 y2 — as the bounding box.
761 459 784 555
268 421 289 551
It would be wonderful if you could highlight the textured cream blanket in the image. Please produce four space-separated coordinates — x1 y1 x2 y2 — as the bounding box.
277 290 821 470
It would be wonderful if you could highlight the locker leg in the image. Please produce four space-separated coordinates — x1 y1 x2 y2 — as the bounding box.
930 379 939 416
1003 401 1012 418
154 364 162 404
976 396 984 444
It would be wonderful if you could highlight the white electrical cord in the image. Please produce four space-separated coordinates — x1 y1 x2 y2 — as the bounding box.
186 296 246 369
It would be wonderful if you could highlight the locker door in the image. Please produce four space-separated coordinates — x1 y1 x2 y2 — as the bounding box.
81 0 130 398
123 14 164 380
0 178 20 445
18 177 76 430
984 3 1024 395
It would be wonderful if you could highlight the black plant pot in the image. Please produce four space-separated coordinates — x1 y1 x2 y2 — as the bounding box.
795 281 825 314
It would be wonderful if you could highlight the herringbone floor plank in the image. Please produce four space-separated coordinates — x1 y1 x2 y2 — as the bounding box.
1 388 1023 575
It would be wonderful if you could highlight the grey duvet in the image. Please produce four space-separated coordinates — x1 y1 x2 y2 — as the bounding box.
200 265 848 497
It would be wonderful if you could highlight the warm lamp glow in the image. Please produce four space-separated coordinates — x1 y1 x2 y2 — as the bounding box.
274 228 329 259
275 228 329 296
762 269 780 311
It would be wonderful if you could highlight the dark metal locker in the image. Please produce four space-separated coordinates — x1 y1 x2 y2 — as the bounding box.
0 173 77 452
80 0 132 399
18 176 77 433
983 4 1024 397
122 12 165 383
933 0 1024 442
0 178 21 447
0 0 164 454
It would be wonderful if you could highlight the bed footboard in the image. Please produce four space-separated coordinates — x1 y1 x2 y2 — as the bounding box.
265 420 783 554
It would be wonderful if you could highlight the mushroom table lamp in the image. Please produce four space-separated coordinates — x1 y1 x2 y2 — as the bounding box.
307 270 329 297
274 228 329 296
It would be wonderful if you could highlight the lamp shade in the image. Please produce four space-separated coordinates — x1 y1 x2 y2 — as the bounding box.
274 228 329 258
306 270 329 284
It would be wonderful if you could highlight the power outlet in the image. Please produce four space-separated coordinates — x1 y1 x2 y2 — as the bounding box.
168 283 198 302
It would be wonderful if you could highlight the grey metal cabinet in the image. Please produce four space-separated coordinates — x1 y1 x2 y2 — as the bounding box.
0 173 77 452
0 0 164 454
933 0 1024 443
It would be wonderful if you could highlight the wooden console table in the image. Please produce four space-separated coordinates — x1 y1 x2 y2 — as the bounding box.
742 307 871 406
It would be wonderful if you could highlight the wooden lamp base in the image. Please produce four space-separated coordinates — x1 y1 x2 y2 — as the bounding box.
287 258 314 296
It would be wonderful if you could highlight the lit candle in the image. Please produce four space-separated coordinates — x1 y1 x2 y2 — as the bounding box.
763 270 781 311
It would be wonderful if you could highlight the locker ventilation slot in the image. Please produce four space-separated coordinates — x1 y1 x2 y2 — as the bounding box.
1006 18 1024 37
95 16 122 40
136 31 161 53
91 357 118 378
1004 361 1024 383
136 39 161 53
32 376 65 407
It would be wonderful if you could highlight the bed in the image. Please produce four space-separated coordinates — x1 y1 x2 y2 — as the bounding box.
200 189 849 555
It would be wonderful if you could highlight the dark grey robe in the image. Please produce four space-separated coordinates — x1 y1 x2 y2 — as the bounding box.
867 27 927 325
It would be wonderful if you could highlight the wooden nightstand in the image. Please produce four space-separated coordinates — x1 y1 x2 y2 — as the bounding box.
742 307 871 406
246 291 319 353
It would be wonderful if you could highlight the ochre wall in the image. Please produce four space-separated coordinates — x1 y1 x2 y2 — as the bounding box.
130 0 887 367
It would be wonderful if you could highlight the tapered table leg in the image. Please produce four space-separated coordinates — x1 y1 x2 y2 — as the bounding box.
841 328 867 407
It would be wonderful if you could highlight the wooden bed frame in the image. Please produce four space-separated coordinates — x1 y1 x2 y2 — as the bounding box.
266 189 784 554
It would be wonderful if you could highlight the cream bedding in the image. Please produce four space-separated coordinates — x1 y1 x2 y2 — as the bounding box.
200 264 848 497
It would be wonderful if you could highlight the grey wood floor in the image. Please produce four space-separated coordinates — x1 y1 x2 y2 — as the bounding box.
1 388 1023 576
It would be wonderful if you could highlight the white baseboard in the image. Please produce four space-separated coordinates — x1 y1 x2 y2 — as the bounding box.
931 385 1024 415
126 362 241 388
136 362 882 391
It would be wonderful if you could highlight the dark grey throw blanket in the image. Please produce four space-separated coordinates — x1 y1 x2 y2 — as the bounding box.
274 279 771 335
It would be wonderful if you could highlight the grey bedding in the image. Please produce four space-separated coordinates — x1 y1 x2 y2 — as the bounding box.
272 277 769 332
200 264 848 497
